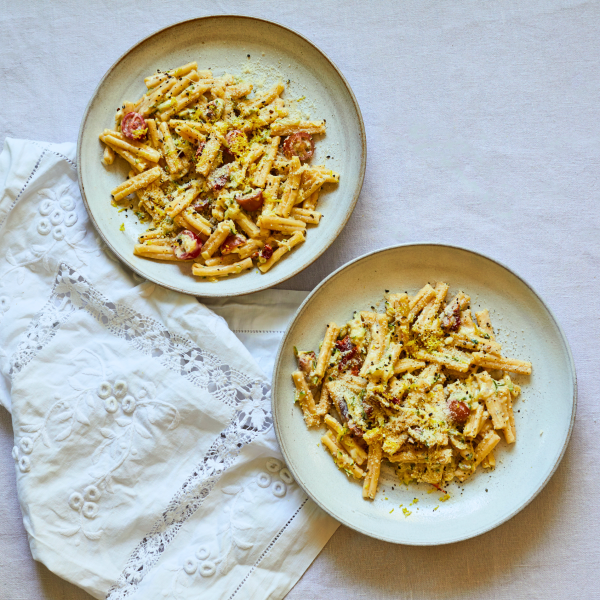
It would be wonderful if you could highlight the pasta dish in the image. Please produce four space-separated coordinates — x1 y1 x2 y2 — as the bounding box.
292 283 532 500
99 61 339 280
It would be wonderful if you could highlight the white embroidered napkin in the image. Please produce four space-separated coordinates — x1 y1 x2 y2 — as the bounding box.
0 139 338 600
203 290 310 381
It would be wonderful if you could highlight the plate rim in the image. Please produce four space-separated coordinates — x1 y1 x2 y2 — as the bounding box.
272 242 578 545
76 14 367 297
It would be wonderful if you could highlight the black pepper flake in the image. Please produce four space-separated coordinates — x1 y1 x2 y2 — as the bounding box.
247 54 250 58
385 289 389 293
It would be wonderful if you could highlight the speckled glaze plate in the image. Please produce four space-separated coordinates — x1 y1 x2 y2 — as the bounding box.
77 16 365 296
272 244 576 545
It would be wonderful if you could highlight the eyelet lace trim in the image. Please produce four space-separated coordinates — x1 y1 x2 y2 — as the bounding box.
9 263 272 598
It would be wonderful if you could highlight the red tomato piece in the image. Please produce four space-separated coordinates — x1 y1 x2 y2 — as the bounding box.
208 164 230 191
121 112 148 141
192 197 211 212
221 234 247 255
448 400 470 424
282 132 315 161
222 148 236 164
205 99 224 121
225 129 247 155
441 305 461 331
259 244 273 261
236 189 263 212
173 230 202 260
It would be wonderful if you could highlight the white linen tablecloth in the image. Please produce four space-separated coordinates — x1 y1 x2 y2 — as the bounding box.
1 1 599 599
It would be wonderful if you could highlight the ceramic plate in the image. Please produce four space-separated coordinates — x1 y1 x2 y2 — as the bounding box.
272 244 576 545
77 16 365 296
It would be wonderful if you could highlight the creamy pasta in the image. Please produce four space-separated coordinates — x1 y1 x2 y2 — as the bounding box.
292 283 532 500
99 61 339 280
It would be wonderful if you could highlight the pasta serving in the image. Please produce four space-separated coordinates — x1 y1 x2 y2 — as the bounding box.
99 61 339 280
292 283 532 500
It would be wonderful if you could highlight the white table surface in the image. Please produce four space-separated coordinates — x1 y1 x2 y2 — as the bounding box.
1 1 599 598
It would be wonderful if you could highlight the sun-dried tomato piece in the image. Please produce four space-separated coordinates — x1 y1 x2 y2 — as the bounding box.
259 244 273 261
335 336 353 353
335 335 360 373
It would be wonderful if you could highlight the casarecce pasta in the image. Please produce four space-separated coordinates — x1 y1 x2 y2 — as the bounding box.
292 283 532 500
99 61 339 280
